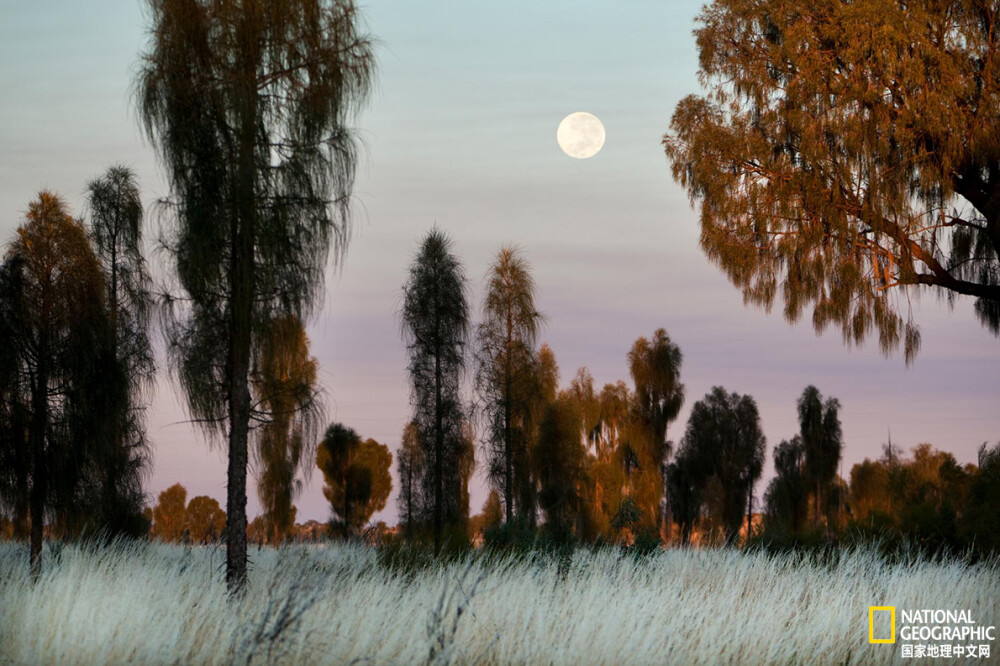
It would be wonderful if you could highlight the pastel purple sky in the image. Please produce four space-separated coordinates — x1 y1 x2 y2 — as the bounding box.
1 1 997 524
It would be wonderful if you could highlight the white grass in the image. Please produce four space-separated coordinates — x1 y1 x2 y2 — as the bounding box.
1 542 997 664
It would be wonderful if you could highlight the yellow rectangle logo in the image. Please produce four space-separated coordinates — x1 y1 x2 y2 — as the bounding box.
869 606 895 644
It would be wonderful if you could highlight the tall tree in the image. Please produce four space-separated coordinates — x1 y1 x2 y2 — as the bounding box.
137 0 374 591
476 246 543 525
626 329 684 532
681 387 765 545
86 165 155 538
252 315 322 544
797 386 843 528
396 420 423 542
400 229 471 552
1 192 108 576
316 423 392 538
665 0 1000 363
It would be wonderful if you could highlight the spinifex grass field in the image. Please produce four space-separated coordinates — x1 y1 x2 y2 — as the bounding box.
1 542 997 665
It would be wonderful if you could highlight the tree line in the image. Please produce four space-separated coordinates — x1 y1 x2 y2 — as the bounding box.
4 0 1000 593
396 228 785 550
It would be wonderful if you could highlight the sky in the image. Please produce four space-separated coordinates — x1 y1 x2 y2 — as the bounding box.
1 1 998 524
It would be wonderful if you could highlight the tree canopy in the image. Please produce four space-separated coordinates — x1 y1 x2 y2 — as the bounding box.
679 387 766 544
316 423 392 538
665 0 1000 362
0 192 109 574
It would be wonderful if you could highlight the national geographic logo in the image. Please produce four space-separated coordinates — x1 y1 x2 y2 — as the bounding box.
869 606 996 658
869 606 895 644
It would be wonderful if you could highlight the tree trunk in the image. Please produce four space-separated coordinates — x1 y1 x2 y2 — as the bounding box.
343 473 350 541
433 284 443 554
225 185 255 594
104 239 119 533
504 372 512 525
29 346 49 581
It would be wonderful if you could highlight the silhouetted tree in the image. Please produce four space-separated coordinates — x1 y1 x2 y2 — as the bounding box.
626 329 684 532
186 495 226 543
534 394 588 542
764 436 807 533
476 246 543 525
664 0 1000 362
396 421 423 542
666 441 707 545
151 483 188 542
137 0 374 591
86 165 155 539
316 424 392 538
252 315 322 544
960 441 1000 557
798 386 843 528
400 229 471 552
0 258 30 540
681 387 765 545
0 192 108 576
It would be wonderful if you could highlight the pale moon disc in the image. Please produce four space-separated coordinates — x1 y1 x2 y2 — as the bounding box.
557 112 606 159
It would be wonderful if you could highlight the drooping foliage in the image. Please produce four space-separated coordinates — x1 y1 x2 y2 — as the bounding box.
136 0 374 590
665 0 1000 363
86 165 155 539
252 315 322 544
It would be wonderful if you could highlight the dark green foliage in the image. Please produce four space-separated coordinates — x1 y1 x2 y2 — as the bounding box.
86 165 155 539
665 0 1000 362
400 229 471 553
798 386 843 528
764 436 807 533
678 387 765 545
534 396 587 542
0 257 31 540
136 0 374 590
395 421 423 542
0 193 110 575
666 445 706 545
959 442 1000 557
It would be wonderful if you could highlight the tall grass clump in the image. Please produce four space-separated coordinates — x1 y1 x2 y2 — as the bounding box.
1 541 997 664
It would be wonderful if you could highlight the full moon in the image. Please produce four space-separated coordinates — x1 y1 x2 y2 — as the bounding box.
557 112 605 159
